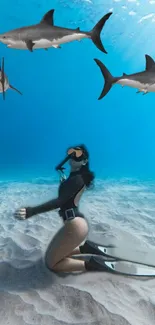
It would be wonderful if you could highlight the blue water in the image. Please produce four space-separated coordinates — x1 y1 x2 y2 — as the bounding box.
1 0 155 181
1 3 155 324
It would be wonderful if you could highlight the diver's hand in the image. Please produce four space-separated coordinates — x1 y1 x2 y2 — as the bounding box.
14 207 33 220
14 208 27 220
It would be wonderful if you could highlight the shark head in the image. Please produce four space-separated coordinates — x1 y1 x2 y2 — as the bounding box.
0 33 10 44
0 31 19 45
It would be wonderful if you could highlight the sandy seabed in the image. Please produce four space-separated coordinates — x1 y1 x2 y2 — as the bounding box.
0 178 155 325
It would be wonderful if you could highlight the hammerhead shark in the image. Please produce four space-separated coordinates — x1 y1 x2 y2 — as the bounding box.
0 57 22 100
0 9 112 53
94 54 155 99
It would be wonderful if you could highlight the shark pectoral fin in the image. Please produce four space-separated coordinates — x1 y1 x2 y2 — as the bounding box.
44 48 48 51
143 91 148 95
1 57 5 100
9 84 22 95
40 9 55 25
25 40 35 52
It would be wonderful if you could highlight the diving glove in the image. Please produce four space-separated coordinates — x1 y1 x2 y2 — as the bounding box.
14 207 33 220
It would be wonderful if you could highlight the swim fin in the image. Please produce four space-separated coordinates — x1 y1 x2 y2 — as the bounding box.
85 256 155 276
80 239 155 269
85 256 114 272
80 240 113 256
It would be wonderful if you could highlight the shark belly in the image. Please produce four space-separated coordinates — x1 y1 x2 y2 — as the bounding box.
117 78 155 93
6 33 87 50
147 83 155 92
117 79 144 89
51 33 87 45
0 83 9 92
36 32 87 47
0 74 9 92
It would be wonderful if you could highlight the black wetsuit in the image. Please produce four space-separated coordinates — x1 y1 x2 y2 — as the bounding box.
25 171 85 221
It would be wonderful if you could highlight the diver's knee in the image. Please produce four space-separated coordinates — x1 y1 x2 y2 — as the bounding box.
44 254 56 271
45 259 60 273
45 259 56 272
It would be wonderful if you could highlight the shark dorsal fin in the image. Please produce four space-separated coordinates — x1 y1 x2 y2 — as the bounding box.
40 9 55 25
76 27 80 31
123 72 127 76
145 54 155 71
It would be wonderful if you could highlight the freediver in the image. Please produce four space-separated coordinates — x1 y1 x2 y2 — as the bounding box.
14 145 102 273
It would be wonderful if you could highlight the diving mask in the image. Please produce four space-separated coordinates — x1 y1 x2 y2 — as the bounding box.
55 145 88 172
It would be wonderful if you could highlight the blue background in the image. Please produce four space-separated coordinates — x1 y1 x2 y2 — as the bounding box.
0 0 155 181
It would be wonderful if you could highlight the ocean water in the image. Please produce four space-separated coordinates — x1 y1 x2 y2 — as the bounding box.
1 0 155 324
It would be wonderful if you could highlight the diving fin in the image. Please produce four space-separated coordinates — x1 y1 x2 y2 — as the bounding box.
81 239 155 268
85 256 112 272
80 240 114 256
85 255 155 276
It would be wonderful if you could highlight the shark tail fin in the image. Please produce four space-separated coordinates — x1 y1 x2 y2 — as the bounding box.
90 12 112 53
94 58 114 100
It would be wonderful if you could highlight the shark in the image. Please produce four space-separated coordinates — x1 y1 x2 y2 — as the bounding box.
94 54 155 99
0 57 22 100
0 9 112 53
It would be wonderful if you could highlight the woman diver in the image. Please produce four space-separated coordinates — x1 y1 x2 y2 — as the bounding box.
14 145 102 273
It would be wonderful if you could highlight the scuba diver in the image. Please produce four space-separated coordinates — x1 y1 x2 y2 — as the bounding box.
14 144 102 273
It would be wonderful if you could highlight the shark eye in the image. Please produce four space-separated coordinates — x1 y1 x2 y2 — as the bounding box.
3 36 6 39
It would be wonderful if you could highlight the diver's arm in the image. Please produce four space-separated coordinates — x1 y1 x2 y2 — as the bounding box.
25 198 61 218
26 175 85 217
14 197 61 220
15 175 85 220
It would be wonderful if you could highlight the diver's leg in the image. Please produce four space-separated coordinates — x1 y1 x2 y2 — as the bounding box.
50 257 86 272
45 217 88 272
